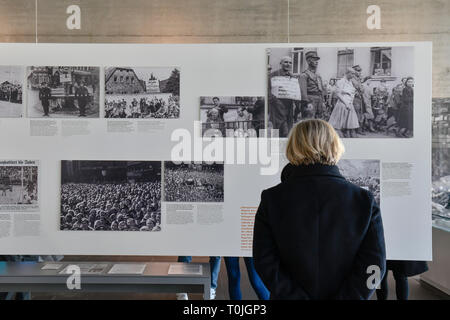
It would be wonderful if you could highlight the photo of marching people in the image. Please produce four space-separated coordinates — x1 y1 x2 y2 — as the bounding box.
105 67 180 119
0 66 23 118
60 161 161 231
164 162 224 202
27 66 100 118
267 47 414 138
337 159 381 205
0 162 38 210
200 96 265 137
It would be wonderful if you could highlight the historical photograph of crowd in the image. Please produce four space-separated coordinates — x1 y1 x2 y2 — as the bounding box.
200 96 265 137
337 159 381 205
0 66 23 118
60 161 161 231
164 162 224 202
267 47 414 138
432 98 450 225
105 67 180 119
0 164 38 209
26 66 100 118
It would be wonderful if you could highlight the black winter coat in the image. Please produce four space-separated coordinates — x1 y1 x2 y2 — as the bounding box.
253 163 386 299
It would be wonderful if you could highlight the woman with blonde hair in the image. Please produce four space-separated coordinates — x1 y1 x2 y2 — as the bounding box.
253 119 386 299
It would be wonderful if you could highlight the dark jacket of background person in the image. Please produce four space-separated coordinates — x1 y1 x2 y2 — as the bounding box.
398 86 414 131
253 163 386 300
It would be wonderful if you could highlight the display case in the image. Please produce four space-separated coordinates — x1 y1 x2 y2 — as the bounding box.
424 98 450 295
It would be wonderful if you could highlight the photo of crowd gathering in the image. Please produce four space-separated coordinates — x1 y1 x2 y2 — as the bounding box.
60 161 161 231
0 66 23 118
268 47 414 138
105 95 179 119
0 165 38 206
164 162 224 202
337 159 381 205
200 96 265 137
105 67 180 119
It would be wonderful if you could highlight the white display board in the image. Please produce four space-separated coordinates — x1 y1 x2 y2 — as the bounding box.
0 43 431 260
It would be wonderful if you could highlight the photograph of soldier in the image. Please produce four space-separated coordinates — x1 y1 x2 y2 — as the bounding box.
299 51 327 121
27 66 100 118
39 81 51 117
105 67 180 119
0 66 23 118
200 96 265 137
267 46 415 138
0 163 39 210
75 81 89 117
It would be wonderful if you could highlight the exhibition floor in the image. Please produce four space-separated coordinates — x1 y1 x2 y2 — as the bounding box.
27 256 447 300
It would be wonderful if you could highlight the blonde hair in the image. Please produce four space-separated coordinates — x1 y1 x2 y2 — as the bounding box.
286 119 345 166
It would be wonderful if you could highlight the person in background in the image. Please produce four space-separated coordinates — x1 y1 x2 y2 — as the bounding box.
351 65 365 135
253 119 386 299
299 51 326 120
361 76 376 132
376 260 428 300
326 78 337 113
176 256 221 300
212 97 228 122
328 68 360 138
246 97 265 137
235 106 251 131
397 77 414 137
75 80 89 117
268 56 298 137
224 257 270 300
39 81 51 117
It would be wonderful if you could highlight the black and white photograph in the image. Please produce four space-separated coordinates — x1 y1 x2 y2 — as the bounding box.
105 67 180 119
27 66 100 118
0 160 39 211
432 98 450 225
200 96 265 137
60 161 161 231
267 47 414 138
337 159 381 205
0 66 23 118
164 162 224 202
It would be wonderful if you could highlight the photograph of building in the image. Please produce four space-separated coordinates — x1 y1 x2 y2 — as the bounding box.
267 46 415 138
105 67 180 119
27 66 100 118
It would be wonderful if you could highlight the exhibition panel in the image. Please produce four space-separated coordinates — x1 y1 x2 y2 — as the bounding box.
0 42 431 259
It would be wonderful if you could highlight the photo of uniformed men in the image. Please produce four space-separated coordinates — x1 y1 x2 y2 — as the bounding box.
27 66 100 118
267 46 415 138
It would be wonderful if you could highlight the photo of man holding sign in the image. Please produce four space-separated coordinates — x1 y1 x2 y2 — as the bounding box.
268 56 301 137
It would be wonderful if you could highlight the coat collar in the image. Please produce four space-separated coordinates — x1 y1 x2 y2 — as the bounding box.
281 163 345 183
